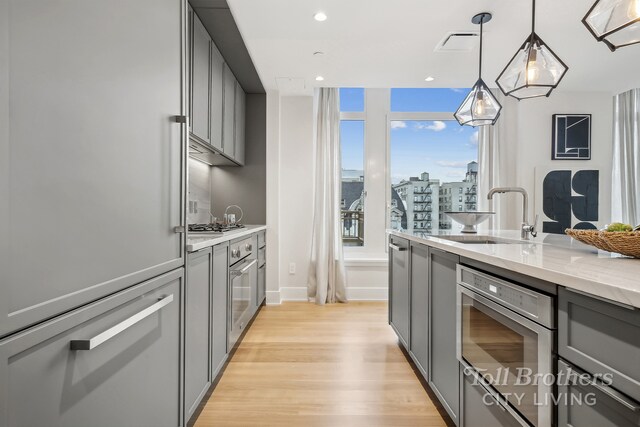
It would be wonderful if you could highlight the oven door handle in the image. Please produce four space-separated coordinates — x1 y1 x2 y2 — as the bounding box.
231 259 257 277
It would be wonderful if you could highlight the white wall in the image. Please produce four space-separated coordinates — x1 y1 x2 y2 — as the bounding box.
511 91 613 228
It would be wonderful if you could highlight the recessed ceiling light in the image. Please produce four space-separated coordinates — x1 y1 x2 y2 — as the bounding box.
314 12 327 22
425 76 435 82
315 76 325 81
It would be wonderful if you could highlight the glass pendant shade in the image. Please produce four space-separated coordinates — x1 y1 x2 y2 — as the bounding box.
496 33 568 100
455 79 502 126
583 0 640 51
455 12 501 127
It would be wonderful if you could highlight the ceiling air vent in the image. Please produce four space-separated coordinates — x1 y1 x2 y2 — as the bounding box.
435 31 479 52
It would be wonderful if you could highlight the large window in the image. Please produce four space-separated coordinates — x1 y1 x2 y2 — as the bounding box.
340 88 365 246
389 89 479 234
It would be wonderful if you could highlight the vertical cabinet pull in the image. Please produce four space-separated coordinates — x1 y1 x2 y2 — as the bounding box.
70 294 174 351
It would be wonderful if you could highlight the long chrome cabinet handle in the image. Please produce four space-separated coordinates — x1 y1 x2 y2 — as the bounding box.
70 294 174 351
231 259 258 277
389 243 407 252
590 378 640 412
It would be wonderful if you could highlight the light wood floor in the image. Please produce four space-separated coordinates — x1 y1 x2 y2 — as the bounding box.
194 302 449 427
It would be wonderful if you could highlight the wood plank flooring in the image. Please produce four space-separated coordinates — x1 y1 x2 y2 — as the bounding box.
194 302 449 427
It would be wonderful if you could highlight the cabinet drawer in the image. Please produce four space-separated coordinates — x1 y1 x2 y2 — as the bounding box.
258 231 266 249
461 366 525 427
558 287 640 401
0 269 183 427
557 359 640 427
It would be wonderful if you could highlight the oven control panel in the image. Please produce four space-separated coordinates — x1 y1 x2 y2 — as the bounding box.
458 265 554 328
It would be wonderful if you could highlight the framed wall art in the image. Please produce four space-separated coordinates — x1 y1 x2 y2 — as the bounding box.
552 114 591 160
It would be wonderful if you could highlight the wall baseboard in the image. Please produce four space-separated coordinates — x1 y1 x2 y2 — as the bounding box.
265 290 282 305
279 286 308 301
347 286 388 301
277 286 389 302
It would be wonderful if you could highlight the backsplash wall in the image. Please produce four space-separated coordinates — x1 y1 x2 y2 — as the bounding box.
188 158 212 224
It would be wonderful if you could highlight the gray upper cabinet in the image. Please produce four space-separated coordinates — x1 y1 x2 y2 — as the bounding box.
0 0 184 338
185 249 213 423
212 242 229 377
210 42 224 151
0 270 183 427
234 81 246 165
222 63 236 158
389 236 410 349
191 12 211 144
429 248 460 425
409 242 429 377
558 287 640 402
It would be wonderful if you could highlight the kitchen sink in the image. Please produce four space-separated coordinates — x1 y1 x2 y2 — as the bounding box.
437 235 529 244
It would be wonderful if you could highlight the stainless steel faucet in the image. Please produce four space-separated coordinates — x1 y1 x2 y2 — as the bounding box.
487 187 538 240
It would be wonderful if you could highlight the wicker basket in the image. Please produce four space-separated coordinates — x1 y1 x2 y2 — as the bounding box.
565 229 640 258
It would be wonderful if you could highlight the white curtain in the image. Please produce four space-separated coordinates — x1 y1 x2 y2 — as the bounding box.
308 88 347 305
612 89 640 227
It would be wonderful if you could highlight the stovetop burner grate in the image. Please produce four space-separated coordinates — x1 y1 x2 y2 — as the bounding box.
188 223 245 233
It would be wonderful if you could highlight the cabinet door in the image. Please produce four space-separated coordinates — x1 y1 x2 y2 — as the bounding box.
429 248 460 425
0 0 184 338
410 242 429 377
212 243 229 377
234 82 246 165
558 287 640 402
191 12 210 144
210 42 224 151
389 236 410 349
557 359 640 427
258 264 266 306
185 249 213 422
222 63 236 158
0 269 183 427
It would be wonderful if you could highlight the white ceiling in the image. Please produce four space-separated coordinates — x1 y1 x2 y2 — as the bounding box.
227 0 640 95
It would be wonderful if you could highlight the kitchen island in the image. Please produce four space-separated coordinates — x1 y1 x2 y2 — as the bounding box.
387 229 640 427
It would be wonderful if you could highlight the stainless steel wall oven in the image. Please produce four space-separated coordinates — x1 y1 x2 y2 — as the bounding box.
457 265 555 427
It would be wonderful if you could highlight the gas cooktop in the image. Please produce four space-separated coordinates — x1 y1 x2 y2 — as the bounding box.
188 223 245 234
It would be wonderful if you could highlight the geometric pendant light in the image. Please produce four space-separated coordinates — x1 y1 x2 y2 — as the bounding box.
455 13 502 127
496 0 568 100
583 0 640 51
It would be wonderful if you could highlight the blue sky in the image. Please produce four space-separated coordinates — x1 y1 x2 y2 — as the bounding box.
340 88 479 184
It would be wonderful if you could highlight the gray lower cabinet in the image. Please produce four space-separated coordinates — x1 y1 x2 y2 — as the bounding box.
558 287 640 402
222 63 236 158
191 11 211 144
1 0 184 339
185 249 213 423
460 366 522 427
212 242 229 377
429 248 460 425
409 242 429 377
258 264 266 307
389 236 410 349
0 269 183 427
557 359 640 427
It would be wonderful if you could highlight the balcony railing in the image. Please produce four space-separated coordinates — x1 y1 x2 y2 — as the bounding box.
341 210 364 247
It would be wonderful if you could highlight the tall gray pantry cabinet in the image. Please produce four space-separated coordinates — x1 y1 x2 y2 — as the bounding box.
0 0 187 425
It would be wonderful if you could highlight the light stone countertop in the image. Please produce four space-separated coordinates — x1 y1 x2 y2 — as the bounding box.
388 229 640 309
187 225 267 252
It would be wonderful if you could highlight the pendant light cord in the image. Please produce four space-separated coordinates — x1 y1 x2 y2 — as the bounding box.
478 18 483 80
531 0 536 31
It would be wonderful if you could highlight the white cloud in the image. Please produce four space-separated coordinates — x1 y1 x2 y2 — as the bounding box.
390 121 407 129
470 130 479 145
415 120 446 132
450 88 465 93
436 160 470 168
446 171 465 178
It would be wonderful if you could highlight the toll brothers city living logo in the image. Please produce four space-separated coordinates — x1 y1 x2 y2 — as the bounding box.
463 366 613 407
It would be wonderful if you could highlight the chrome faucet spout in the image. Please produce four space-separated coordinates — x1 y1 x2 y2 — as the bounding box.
487 187 536 239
